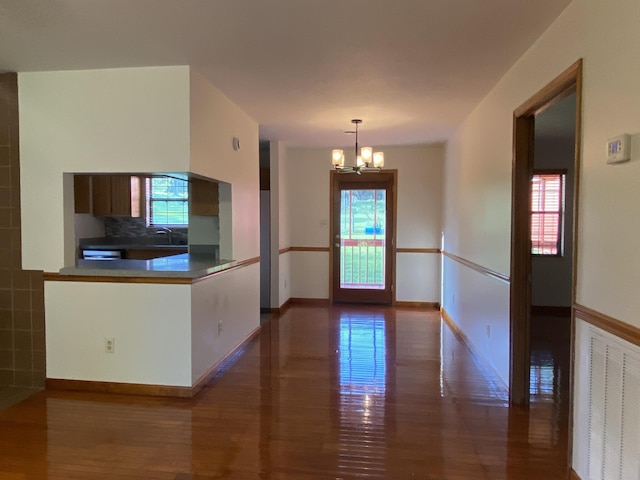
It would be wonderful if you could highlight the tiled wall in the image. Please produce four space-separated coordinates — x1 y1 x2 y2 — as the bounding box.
0 73 45 388
104 216 188 243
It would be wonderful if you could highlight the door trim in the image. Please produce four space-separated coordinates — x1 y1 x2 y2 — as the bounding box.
329 170 398 305
510 59 583 407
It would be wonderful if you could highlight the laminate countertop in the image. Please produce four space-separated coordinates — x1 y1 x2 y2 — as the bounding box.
59 253 235 279
79 237 189 251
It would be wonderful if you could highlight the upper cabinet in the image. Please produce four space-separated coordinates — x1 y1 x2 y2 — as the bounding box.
73 175 92 214
93 175 142 217
74 175 142 217
191 179 219 216
73 173 219 219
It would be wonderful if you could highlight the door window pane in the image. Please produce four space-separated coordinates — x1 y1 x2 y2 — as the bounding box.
339 189 386 289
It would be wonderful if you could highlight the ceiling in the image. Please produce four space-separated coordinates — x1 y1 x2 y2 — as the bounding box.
0 0 572 147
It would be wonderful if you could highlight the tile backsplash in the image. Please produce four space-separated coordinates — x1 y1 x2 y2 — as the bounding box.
104 217 188 243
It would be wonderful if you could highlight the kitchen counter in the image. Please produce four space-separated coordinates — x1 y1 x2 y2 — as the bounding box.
79 237 189 250
59 253 235 279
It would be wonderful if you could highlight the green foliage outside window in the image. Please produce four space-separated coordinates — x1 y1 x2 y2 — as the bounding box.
147 177 189 226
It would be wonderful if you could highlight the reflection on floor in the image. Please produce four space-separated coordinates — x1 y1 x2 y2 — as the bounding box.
0 306 569 479
529 307 571 465
530 308 571 403
338 312 388 477
0 387 42 410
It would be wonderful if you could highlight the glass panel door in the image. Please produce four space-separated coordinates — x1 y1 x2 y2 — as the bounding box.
331 172 395 305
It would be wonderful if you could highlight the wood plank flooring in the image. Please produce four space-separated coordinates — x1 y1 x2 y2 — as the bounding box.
0 387 42 410
0 306 569 479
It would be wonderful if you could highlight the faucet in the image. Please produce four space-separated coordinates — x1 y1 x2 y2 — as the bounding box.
156 227 173 244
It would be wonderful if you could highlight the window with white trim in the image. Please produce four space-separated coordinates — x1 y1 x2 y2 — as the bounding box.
531 171 565 256
146 176 189 227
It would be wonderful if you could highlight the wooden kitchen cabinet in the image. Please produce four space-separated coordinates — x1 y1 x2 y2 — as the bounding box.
73 175 92 213
92 175 142 217
191 179 219 216
91 176 111 216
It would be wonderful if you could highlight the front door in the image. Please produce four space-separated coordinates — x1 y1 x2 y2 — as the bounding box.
331 170 396 305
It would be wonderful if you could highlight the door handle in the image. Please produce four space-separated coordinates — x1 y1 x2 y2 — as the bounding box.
334 243 340 248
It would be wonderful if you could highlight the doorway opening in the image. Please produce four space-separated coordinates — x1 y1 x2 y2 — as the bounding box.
330 170 397 305
259 141 271 314
510 59 582 410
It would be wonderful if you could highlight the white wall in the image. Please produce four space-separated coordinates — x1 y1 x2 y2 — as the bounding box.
290 251 329 299
260 189 271 309
191 263 260 384
218 182 233 260
397 253 441 303
442 256 511 383
391 145 443 303
74 214 105 248
19 66 191 272
284 147 332 300
187 69 260 381
439 64 515 384
45 282 192 386
446 0 640 321
286 148 331 249
189 69 260 263
277 142 290 253
391 145 444 250
279 251 291 305
266 140 292 309
441 0 640 472
286 145 443 302
189 215 220 247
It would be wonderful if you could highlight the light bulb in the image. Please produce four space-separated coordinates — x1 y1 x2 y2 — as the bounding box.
361 147 373 164
356 155 364 167
373 151 384 168
332 149 344 167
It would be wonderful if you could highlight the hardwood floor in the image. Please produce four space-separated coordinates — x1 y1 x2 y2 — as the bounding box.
0 387 42 410
0 306 569 479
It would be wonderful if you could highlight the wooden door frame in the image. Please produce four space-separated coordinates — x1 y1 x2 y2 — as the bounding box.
329 169 398 305
510 59 583 406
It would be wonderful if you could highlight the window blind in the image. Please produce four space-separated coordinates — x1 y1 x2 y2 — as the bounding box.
531 173 565 255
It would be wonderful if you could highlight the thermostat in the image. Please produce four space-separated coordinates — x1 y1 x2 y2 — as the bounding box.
607 134 631 164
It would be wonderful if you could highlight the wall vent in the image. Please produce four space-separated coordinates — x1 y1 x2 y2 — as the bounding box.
584 329 640 479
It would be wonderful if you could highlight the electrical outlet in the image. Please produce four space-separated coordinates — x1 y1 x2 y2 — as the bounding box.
284 279 287 288
218 320 223 335
105 337 115 353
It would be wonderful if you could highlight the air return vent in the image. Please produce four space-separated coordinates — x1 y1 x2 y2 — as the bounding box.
585 329 640 480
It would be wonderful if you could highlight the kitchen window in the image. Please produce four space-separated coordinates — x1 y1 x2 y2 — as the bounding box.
531 171 565 256
146 176 189 227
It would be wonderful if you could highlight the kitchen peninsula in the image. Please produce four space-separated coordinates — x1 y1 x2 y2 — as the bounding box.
45 248 258 399
44 166 257 398
59 252 234 279
20 66 261 400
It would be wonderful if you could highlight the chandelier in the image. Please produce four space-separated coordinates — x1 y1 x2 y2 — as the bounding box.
331 119 384 174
